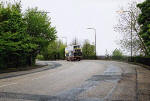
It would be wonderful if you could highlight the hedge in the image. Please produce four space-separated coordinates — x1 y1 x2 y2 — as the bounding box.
132 56 150 66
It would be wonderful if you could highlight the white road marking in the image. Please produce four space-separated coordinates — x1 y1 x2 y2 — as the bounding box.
0 83 18 88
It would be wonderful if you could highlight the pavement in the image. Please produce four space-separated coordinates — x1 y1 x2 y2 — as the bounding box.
0 60 149 101
0 61 61 79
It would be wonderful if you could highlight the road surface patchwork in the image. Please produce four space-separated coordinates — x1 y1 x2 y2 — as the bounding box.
0 60 150 101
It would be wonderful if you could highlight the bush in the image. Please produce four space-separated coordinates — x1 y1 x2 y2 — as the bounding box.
36 54 44 60
83 56 96 60
82 40 96 59
132 56 150 66
111 55 150 66
40 40 65 60
112 49 124 60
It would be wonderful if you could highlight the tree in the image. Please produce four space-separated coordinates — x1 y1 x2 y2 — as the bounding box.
82 40 95 59
114 1 147 56
0 1 57 68
137 0 150 56
0 2 38 68
112 49 124 60
24 8 56 52
71 37 79 45
40 40 66 60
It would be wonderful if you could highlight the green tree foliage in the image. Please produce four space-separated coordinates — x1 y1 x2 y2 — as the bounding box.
0 2 37 68
137 0 150 55
0 2 56 68
24 8 56 51
82 40 95 59
40 40 66 60
112 49 124 60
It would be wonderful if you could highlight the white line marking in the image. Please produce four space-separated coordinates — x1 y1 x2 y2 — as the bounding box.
0 83 18 88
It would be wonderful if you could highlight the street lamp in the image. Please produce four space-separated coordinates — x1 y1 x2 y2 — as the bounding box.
87 28 97 58
117 10 133 61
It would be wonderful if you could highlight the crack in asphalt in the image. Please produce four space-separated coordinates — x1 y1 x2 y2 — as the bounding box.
0 72 121 101
54 65 123 101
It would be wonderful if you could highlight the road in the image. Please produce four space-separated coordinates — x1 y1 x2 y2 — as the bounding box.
0 60 150 101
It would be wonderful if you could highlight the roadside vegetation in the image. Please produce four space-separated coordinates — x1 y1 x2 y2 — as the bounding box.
82 40 95 59
0 1 56 69
137 0 150 55
113 0 150 66
38 40 66 60
0 0 150 70
112 49 124 60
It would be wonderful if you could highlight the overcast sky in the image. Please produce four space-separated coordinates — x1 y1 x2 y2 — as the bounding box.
3 0 144 55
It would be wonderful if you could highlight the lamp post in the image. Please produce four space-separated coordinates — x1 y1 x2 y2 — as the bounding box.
87 28 97 58
117 10 133 61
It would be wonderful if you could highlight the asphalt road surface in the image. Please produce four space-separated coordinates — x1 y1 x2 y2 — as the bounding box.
0 60 150 101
